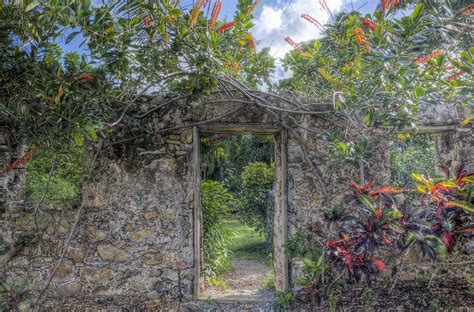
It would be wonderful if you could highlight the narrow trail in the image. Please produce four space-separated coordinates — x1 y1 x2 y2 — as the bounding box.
203 258 273 298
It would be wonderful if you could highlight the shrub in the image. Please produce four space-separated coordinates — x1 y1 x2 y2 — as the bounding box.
25 145 84 206
201 180 237 286
239 162 275 235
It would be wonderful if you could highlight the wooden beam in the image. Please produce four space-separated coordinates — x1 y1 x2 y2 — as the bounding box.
192 126 202 299
380 125 457 134
280 129 289 291
199 123 281 134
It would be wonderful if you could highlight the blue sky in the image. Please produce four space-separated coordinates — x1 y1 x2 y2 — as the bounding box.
63 0 381 61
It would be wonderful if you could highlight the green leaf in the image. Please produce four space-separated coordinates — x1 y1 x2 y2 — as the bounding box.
73 132 83 147
25 1 41 12
411 4 424 22
85 124 97 140
65 31 81 44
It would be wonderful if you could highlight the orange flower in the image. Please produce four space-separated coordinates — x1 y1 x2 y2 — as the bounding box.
353 27 370 50
217 21 235 34
0 150 35 174
301 14 324 31
362 18 377 31
189 0 205 26
166 16 177 23
284 37 301 51
415 50 441 65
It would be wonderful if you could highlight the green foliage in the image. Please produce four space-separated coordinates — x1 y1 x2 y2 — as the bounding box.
25 145 84 206
202 134 274 194
201 180 237 287
225 217 270 261
389 133 435 188
260 270 275 290
274 290 294 310
0 277 30 311
239 162 275 235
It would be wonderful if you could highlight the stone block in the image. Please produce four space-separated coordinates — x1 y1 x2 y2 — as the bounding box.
97 244 131 262
130 229 155 243
142 252 163 265
68 245 87 263
80 266 116 283
129 276 159 291
87 226 107 242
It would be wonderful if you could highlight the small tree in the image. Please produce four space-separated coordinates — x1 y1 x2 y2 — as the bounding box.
239 162 275 236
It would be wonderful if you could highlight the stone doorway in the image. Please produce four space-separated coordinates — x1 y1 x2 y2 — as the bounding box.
192 124 289 301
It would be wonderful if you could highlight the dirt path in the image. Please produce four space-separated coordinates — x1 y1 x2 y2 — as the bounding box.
203 259 274 298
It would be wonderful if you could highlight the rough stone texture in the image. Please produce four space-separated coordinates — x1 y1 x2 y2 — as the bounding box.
1 94 472 310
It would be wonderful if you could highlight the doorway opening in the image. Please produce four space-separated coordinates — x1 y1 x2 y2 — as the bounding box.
200 133 275 299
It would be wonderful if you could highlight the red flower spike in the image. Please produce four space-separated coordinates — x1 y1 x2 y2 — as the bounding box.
447 71 465 81
217 21 235 34
209 0 222 30
203 0 211 8
362 18 377 31
0 150 36 174
247 37 257 52
461 4 474 15
301 14 324 31
318 0 334 20
143 15 153 27
284 37 301 51
381 0 400 13
371 256 386 272
415 50 442 65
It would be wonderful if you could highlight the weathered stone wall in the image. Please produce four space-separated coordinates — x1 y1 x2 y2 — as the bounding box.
0 130 27 215
1 94 472 310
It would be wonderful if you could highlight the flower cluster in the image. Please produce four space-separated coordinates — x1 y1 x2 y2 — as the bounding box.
461 4 474 15
0 150 35 174
75 73 94 84
381 0 400 13
166 16 177 23
301 14 324 31
217 21 235 34
284 37 301 51
189 0 205 26
362 18 377 31
208 0 222 30
247 36 257 52
415 50 441 65
447 71 465 82
143 15 152 27
353 27 370 50
318 0 333 19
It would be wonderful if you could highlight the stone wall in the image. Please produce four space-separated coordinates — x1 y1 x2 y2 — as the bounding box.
1 94 472 310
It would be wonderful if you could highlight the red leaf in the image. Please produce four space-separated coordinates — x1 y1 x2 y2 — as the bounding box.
370 186 404 196
442 231 454 252
371 256 385 272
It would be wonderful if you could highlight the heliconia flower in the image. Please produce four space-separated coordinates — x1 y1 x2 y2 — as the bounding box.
189 0 205 26
203 0 211 8
362 18 377 31
447 71 465 82
415 50 441 65
301 14 324 31
247 36 257 52
353 27 370 50
217 21 235 34
143 15 153 27
284 37 301 51
247 0 261 16
381 0 400 13
318 0 334 20
208 0 222 30
166 16 177 23
461 4 474 15
0 150 35 174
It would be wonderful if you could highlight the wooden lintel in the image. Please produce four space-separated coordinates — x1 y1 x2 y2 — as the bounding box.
199 123 281 134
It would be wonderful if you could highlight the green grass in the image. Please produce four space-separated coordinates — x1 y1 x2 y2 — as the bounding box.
224 216 271 261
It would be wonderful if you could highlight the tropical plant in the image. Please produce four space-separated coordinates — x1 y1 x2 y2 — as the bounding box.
274 290 294 310
0 277 30 311
239 162 275 236
201 179 237 286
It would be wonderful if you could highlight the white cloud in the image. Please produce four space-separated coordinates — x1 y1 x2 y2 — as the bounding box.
252 0 343 59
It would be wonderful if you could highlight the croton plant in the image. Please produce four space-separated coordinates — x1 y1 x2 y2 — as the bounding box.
294 164 473 289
